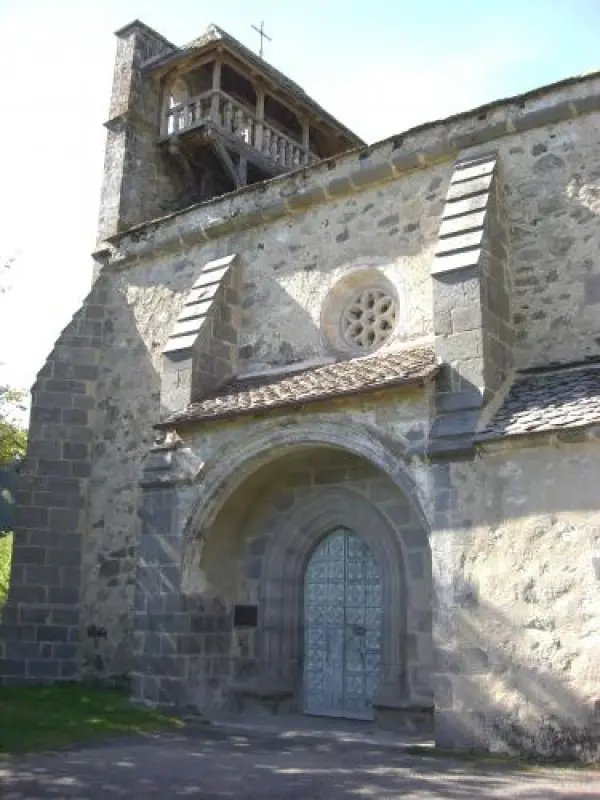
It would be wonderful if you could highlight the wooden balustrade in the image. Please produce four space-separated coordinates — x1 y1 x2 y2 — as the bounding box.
164 89 315 168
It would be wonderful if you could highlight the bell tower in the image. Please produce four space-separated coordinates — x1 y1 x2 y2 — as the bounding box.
97 21 364 242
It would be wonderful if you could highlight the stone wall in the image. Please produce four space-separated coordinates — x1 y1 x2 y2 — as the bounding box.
0 275 109 683
62 78 600 680
492 113 600 369
435 435 600 757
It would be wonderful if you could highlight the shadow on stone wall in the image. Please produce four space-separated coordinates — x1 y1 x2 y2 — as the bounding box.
84 250 326 681
80 281 161 680
446 593 600 761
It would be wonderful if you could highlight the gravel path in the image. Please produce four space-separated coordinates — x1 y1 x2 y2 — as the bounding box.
1 724 599 799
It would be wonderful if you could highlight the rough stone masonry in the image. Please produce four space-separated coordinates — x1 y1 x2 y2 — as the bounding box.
1 18 600 760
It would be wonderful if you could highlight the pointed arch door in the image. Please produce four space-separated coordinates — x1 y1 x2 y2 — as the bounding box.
303 527 382 719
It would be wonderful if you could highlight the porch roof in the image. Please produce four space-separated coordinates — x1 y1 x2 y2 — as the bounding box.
159 346 439 428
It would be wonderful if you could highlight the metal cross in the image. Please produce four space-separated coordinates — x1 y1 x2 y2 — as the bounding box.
251 20 271 58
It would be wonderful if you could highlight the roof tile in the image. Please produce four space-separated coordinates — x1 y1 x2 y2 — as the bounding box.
478 365 600 441
160 346 439 427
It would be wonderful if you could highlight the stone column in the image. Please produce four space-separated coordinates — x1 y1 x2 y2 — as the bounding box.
428 151 513 748
96 21 178 244
133 441 195 707
133 438 231 710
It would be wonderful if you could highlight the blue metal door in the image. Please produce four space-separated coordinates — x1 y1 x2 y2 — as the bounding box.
303 528 382 719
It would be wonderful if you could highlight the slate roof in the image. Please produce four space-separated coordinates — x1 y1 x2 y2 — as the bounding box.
160 346 439 428
478 364 600 441
143 24 365 148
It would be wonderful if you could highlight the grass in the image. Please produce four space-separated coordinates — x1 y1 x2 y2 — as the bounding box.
0 684 185 756
0 532 12 606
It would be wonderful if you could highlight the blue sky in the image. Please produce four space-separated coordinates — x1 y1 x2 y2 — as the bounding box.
1 0 600 392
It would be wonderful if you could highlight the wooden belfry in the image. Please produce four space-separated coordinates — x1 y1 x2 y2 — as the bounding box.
147 25 363 203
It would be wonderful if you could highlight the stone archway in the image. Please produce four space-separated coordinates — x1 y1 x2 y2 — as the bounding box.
175 428 433 730
135 419 433 734
181 416 430 546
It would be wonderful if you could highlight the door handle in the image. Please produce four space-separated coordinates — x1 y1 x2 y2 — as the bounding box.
351 624 366 636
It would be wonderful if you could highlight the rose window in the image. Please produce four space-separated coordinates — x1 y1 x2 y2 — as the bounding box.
341 288 397 350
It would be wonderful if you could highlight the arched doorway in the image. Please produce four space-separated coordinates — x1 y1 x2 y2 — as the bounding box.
178 437 433 729
304 527 383 720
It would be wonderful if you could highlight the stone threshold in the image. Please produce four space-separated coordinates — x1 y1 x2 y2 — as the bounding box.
202 711 434 750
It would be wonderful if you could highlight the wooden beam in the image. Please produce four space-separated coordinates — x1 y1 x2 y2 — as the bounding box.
211 59 222 120
212 139 243 188
301 119 310 150
238 155 247 186
255 88 265 151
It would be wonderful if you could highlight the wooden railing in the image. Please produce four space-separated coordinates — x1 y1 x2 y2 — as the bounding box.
164 89 316 168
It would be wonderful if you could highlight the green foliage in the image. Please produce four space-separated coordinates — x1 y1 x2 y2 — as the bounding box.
0 532 12 606
0 684 184 755
0 387 26 465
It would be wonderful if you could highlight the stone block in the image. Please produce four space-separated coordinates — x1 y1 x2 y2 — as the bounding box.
16 506 48 528
451 157 496 184
8 583 48 604
436 329 483 361
177 299 213 322
285 186 327 210
439 210 487 237
37 625 70 643
60 566 82 590
432 248 482 275
60 661 78 678
53 643 78 660
162 336 196 355
62 409 89 426
27 659 60 679
350 161 394 187
435 230 483 256
48 507 81 530
62 442 89 461
37 459 70 478
451 306 482 333
431 409 480 439
399 526 428 548
442 192 488 219
0 659 26 676
325 176 352 196
13 546 45 565
435 388 483 413
445 173 493 202
584 273 600 305
170 316 205 339
408 551 425 579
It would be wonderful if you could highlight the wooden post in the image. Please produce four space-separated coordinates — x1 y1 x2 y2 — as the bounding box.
238 155 247 186
211 59 222 122
301 120 310 164
255 88 265 151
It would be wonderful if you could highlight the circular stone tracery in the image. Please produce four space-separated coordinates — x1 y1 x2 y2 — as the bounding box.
341 288 397 350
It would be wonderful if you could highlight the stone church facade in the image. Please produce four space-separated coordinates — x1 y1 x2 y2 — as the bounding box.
1 19 600 757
